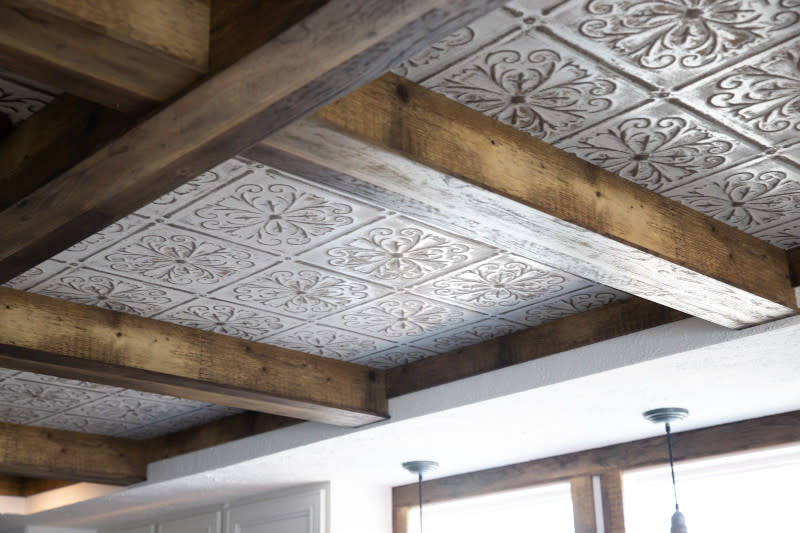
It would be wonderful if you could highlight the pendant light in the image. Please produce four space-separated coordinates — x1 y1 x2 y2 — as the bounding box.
402 460 439 533
643 407 689 533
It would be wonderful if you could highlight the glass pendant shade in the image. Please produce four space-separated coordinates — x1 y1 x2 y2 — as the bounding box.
671 510 688 533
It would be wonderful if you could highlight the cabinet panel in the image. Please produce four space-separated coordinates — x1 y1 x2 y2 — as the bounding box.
227 488 324 533
159 511 221 533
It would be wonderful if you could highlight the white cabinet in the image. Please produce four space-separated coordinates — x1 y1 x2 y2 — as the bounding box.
159 512 221 533
226 488 325 533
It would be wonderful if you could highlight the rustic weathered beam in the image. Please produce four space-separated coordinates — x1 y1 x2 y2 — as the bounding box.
256 73 797 328
0 94 132 211
384 297 687 398
393 409 800 507
599 471 626 533
0 0 209 112
209 0 330 74
570 477 598 533
0 0 504 284
0 287 387 426
0 422 146 485
146 412 301 463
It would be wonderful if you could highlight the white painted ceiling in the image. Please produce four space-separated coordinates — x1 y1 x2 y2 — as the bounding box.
1 0 799 440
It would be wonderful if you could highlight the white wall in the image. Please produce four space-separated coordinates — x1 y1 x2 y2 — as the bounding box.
328 481 391 533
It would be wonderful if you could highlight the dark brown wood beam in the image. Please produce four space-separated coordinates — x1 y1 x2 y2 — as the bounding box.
599 471 626 533
209 0 330 74
0 0 209 113
145 412 301 463
393 409 800 507
0 287 387 426
0 422 146 485
257 73 797 328
0 0 504 284
385 297 687 398
789 247 800 287
0 94 132 211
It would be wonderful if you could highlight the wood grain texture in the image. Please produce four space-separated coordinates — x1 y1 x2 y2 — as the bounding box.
393 409 800 507
384 297 687 397
0 0 505 283
571 477 598 533
258 73 797 328
0 0 209 112
0 287 388 426
789 247 800 287
599 471 626 533
0 422 145 484
146 412 301 462
210 0 330 73
0 94 132 210
0 475 74 496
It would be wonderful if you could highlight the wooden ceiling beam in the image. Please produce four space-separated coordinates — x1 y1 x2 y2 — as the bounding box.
386 297 687 398
393 409 800 507
0 94 132 211
788 247 800 287
0 0 504 284
0 0 209 113
255 73 797 328
0 288 387 426
0 422 146 485
0 477 74 497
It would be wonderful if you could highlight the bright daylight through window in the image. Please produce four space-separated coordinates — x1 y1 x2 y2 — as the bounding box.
624 443 800 533
407 482 575 533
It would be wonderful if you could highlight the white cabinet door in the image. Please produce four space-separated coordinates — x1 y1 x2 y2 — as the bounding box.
159 511 221 533
226 487 325 533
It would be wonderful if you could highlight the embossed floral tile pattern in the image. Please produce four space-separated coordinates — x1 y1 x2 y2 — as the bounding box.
4 157 629 389
0 70 57 125
396 0 800 246
0 370 240 439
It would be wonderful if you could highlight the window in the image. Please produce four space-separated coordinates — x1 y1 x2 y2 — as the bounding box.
624 443 800 533
407 482 575 533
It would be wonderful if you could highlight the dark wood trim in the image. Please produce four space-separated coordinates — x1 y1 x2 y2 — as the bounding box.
209 0 330 74
393 409 800 507
789 247 800 287
259 73 797 328
0 0 505 284
570 476 598 533
393 505 410 533
0 422 146 485
0 0 209 112
0 94 133 211
0 287 388 427
385 297 687 398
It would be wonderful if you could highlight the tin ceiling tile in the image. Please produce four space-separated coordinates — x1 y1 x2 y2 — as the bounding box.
544 0 800 90
0 73 54 125
556 99 764 193
170 161 383 256
267 325 393 362
412 253 592 313
153 297 301 341
351 346 439 370
28 265 195 317
210 261 390 322
422 28 650 142
299 216 497 288
665 156 800 237
500 284 631 327
409 318 526 353
678 36 800 147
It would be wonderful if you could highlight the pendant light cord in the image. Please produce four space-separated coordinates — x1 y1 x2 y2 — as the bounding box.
666 422 679 511
418 472 424 533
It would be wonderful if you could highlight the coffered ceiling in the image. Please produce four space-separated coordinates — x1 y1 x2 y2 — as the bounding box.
0 0 797 447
